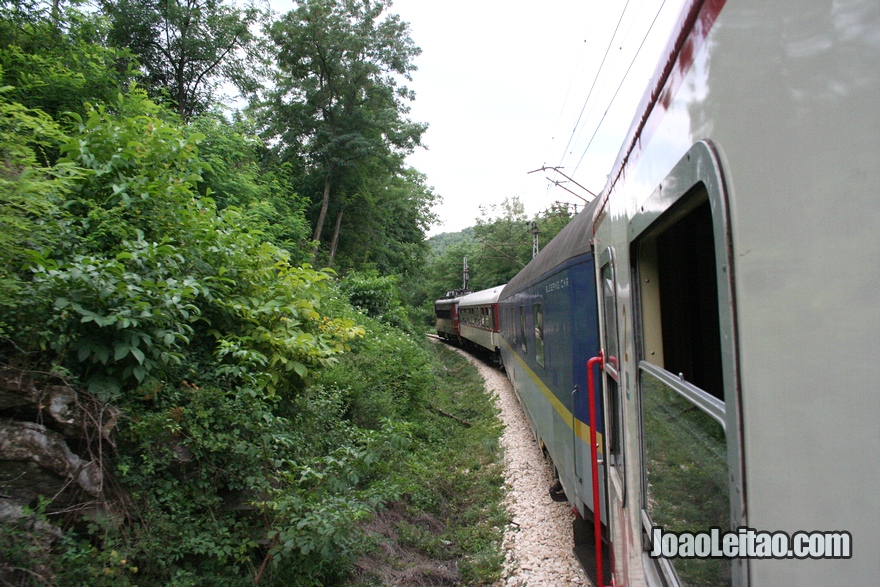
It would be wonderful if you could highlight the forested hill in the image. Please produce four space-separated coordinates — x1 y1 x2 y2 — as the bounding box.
0 2 577 585
428 227 476 256
410 199 576 317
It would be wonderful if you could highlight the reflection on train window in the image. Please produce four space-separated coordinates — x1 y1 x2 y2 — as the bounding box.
600 258 622 470
519 306 527 353
534 303 544 368
641 371 731 586
601 263 619 368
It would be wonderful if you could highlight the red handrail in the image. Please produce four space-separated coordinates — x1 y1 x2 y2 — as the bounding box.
587 352 611 587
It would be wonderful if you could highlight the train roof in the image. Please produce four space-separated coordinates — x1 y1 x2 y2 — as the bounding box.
434 296 463 307
501 195 603 299
459 284 506 308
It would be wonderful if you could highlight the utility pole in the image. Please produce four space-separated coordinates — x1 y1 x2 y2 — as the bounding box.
462 256 470 291
531 221 540 258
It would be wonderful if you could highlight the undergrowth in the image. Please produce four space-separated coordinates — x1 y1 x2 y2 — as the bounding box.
342 341 508 586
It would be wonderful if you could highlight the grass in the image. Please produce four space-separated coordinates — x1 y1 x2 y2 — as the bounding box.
346 341 509 586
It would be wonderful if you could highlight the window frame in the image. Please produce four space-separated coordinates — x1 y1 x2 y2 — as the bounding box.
629 140 746 586
599 247 625 500
533 301 545 368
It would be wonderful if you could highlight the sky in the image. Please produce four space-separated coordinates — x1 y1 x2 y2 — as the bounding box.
268 0 687 236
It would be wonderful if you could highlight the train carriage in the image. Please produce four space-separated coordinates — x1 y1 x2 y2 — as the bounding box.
458 285 505 360
434 290 470 342
586 0 879 584
497 198 609 576
491 0 879 585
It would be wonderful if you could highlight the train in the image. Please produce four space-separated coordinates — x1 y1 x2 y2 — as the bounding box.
434 0 879 585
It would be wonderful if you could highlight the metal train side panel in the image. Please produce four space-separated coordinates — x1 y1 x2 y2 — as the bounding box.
592 0 880 585
459 322 496 353
499 254 604 521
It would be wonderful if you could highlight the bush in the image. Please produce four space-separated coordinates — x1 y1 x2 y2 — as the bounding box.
340 270 410 331
321 312 433 429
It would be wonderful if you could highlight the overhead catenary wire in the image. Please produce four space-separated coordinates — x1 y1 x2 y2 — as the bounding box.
572 0 668 176
554 0 632 172
564 0 649 158
542 2 602 165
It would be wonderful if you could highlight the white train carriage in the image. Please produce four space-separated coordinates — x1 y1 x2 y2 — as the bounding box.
583 0 879 586
457 285 505 358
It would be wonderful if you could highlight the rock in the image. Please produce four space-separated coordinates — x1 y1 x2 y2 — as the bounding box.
0 420 102 504
0 368 40 410
0 368 90 439
0 498 62 539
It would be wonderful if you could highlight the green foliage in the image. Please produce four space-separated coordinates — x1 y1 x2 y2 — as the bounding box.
0 82 74 335
0 77 445 586
326 166 438 276
0 3 520 586
0 498 141 587
29 239 201 398
340 269 406 328
321 309 432 429
58 89 206 253
348 342 508 586
102 0 264 119
427 226 475 256
188 112 312 260
0 2 134 122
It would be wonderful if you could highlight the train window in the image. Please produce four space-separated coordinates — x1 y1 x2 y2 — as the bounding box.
641 366 730 585
534 303 545 368
637 196 722 397
630 142 743 587
600 251 624 478
519 306 527 354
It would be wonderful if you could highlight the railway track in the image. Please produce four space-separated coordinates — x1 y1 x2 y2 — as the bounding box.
443 342 588 586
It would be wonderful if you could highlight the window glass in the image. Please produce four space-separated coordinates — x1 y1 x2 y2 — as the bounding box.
519 306 527 353
601 263 619 369
631 144 741 586
534 303 544 367
642 368 730 586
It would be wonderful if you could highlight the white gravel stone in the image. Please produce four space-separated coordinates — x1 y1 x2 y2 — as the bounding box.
453 349 590 587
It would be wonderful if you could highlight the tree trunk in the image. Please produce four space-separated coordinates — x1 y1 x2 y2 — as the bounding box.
328 208 344 265
312 174 332 257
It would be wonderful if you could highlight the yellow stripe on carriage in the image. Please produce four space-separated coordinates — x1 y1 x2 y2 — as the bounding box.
501 338 604 454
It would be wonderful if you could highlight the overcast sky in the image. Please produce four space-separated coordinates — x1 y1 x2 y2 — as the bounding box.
268 0 687 235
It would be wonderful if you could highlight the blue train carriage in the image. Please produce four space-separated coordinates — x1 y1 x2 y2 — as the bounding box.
457 285 506 361
498 195 607 550
586 0 879 586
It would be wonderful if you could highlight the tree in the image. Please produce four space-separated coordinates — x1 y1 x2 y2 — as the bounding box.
0 1 133 123
257 0 426 260
101 0 262 119
330 166 438 274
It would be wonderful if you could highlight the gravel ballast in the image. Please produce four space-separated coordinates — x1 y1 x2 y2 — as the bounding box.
456 350 588 587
